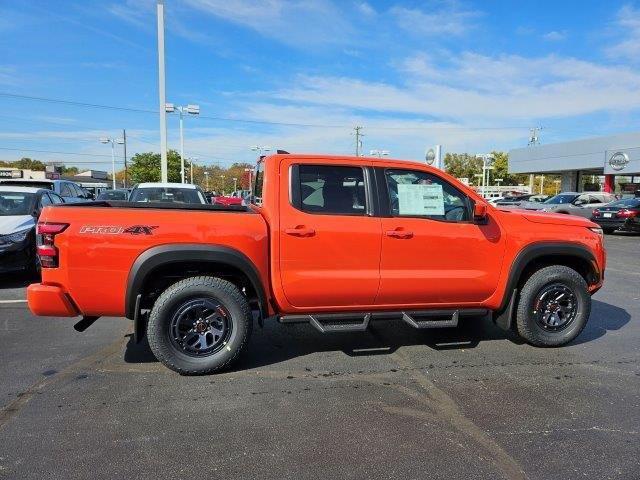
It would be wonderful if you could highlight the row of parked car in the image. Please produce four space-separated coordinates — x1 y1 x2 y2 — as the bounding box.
0 180 254 275
494 191 640 233
96 183 252 206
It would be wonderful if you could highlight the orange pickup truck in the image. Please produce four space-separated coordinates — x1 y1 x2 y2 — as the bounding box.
27 154 606 375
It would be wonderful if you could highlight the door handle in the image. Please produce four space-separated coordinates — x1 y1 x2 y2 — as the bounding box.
285 227 316 237
385 229 413 239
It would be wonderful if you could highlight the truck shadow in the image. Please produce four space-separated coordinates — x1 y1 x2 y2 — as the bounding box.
122 300 629 370
569 299 630 345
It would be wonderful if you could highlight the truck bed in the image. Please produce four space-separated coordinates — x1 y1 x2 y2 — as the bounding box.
35 202 269 317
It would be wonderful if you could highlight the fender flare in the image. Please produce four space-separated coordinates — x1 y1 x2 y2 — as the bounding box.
493 242 598 330
125 244 267 321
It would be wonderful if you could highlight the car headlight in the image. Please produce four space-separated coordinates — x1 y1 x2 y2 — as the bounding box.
0 228 32 244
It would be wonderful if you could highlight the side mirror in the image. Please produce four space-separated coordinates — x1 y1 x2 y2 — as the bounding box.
473 203 488 224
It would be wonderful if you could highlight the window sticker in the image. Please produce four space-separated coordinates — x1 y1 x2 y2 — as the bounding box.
397 183 445 216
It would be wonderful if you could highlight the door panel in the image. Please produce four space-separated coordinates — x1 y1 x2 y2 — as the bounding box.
278 161 382 308
376 168 505 306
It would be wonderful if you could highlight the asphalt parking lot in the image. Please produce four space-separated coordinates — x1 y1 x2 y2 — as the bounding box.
0 234 638 480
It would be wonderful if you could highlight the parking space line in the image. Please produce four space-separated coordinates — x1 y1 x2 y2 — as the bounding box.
0 300 27 304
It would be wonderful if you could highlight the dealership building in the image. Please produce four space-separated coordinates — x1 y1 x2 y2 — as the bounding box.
509 131 640 194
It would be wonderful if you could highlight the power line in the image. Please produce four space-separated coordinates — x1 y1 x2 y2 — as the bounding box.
0 147 113 157
0 92 538 131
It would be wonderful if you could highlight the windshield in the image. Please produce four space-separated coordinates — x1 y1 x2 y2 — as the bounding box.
543 194 579 205
0 192 36 216
608 198 640 208
130 187 205 204
97 190 128 200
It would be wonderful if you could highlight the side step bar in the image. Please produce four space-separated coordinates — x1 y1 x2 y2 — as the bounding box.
278 309 487 334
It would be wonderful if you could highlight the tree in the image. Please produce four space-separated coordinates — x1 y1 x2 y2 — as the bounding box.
128 150 184 184
0 157 46 171
444 153 482 183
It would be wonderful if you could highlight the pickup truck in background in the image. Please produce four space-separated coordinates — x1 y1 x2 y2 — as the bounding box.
27 154 606 375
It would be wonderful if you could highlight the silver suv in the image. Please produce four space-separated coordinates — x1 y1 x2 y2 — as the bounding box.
520 192 617 218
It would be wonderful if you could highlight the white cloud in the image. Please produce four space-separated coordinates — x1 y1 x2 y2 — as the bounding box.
606 4 640 61
182 0 353 47
542 30 566 41
390 3 480 37
266 52 640 123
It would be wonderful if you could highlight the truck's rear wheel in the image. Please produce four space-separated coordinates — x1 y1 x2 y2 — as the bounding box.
147 276 252 375
515 265 590 347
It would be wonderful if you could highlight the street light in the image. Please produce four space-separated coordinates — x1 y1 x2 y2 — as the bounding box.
554 179 561 195
369 149 390 158
232 177 238 193
166 103 200 183
536 174 546 194
476 154 495 198
220 174 226 195
187 156 198 184
250 145 271 156
99 137 124 189
204 171 210 191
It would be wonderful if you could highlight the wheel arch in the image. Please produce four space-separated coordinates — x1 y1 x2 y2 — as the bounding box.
125 244 267 325
493 242 599 330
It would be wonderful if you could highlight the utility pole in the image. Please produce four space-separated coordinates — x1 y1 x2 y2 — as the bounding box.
122 129 127 188
157 0 168 182
353 126 363 156
528 127 541 146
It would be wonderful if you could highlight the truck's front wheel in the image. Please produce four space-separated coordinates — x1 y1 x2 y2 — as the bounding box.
147 276 253 375
516 265 591 347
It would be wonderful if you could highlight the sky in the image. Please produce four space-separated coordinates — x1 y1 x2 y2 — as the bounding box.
1 0 640 170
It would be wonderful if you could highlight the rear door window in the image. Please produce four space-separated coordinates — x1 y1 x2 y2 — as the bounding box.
296 165 367 216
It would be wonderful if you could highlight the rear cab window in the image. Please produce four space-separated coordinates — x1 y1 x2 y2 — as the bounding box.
252 160 264 206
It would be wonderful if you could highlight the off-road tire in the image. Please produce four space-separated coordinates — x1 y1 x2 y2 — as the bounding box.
516 265 590 347
147 276 253 375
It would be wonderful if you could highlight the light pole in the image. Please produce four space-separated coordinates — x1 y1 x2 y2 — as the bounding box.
232 177 238 193
99 137 124 189
250 145 271 157
166 103 200 183
187 156 198 184
554 179 560 195
369 149 390 158
220 175 226 195
537 175 545 194
476 154 495 199
204 171 209 191
157 0 168 182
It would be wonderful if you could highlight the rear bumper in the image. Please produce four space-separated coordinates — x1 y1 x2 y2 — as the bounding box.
592 218 626 229
27 284 79 317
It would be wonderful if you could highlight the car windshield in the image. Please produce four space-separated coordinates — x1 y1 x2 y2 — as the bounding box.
543 194 578 205
130 187 205 204
608 198 640 208
0 192 36 216
97 190 128 200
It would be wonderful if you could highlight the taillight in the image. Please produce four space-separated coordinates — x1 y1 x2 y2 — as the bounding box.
617 209 638 218
592 208 600 217
36 222 68 268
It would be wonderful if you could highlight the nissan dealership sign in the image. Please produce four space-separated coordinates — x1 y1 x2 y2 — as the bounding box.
609 152 629 171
